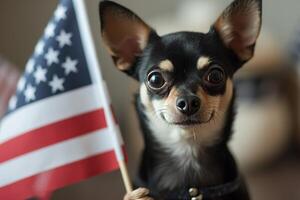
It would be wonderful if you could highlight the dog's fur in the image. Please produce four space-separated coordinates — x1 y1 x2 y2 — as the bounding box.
99 0 262 199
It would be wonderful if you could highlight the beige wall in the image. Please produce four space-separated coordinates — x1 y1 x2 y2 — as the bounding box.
0 0 57 68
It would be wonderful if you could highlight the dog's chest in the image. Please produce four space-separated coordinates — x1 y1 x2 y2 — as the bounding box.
153 141 202 190
144 112 225 190
146 116 201 189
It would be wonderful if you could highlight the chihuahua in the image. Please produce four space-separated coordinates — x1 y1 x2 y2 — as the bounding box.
99 0 262 199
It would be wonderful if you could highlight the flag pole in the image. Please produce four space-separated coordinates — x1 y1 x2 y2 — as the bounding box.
72 0 133 193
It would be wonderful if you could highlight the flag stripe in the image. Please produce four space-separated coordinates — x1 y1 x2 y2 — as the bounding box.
0 0 126 198
0 84 102 144
0 109 106 163
0 128 119 187
0 150 119 200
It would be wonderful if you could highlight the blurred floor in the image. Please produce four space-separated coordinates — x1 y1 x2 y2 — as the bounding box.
246 155 300 200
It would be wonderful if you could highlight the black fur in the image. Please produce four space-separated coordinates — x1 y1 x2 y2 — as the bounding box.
99 1 262 199
134 92 250 200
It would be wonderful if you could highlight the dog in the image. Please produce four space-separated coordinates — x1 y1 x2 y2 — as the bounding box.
99 0 262 199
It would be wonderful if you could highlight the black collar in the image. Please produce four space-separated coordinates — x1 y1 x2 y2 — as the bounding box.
162 177 242 200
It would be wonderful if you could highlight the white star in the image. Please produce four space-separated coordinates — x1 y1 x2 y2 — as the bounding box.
9 96 17 110
17 77 26 91
24 84 36 102
34 66 47 84
25 59 35 74
56 30 72 48
45 48 59 66
45 23 56 38
62 57 78 75
34 40 45 56
49 75 65 93
54 5 67 21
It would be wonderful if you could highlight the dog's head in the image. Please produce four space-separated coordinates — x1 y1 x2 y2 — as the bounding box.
99 0 261 143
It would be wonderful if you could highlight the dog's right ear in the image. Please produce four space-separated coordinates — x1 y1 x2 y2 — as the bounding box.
213 0 262 63
99 1 152 76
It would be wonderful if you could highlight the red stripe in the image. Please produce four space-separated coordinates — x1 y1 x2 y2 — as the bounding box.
0 109 107 163
0 150 119 200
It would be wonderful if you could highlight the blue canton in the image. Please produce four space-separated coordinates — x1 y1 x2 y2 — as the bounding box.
8 0 92 113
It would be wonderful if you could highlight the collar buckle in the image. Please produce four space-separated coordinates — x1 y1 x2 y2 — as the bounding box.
189 188 203 200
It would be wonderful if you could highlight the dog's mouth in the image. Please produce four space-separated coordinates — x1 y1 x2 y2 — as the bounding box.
162 111 215 127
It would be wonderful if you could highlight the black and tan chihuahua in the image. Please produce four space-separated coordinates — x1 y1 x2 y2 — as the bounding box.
99 0 262 199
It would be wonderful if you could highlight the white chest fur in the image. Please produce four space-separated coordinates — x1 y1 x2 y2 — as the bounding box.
145 112 225 189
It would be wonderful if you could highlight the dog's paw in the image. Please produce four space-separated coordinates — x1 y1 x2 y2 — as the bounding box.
123 188 154 200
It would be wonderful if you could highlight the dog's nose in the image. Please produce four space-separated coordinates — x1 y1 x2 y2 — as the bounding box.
176 96 201 116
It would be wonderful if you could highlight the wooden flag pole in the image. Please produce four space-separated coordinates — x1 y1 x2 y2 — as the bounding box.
103 81 132 193
119 159 133 193
73 0 133 193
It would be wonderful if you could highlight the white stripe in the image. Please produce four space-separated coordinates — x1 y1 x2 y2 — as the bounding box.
0 85 102 144
0 128 118 187
73 0 124 161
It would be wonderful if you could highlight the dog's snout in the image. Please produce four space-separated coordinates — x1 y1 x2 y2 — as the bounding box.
176 95 200 116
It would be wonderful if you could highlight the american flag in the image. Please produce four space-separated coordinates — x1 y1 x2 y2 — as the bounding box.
0 0 124 199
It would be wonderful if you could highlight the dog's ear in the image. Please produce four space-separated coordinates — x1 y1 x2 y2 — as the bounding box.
99 1 152 76
213 0 262 62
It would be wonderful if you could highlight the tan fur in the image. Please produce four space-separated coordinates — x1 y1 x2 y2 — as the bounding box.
154 87 182 124
197 79 233 121
165 87 179 106
140 84 153 111
159 59 174 72
149 79 233 143
143 79 234 189
197 56 211 70
137 74 234 189
144 78 233 135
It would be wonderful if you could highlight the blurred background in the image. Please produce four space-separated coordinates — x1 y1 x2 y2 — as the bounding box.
0 0 300 199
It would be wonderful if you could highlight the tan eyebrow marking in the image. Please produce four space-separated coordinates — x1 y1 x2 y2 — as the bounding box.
159 59 174 72
197 56 211 70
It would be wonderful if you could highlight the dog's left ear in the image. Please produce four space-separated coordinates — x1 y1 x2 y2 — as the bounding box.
213 0 262 62
99 1 152 76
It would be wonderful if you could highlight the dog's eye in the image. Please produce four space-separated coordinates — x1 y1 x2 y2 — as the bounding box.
147 71 166 90
205 68 225 85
